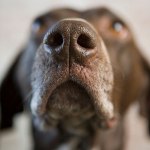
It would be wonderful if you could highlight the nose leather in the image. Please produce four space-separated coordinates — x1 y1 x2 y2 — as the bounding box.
43 19 98 64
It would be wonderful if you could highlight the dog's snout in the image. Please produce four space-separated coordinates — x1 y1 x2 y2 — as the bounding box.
43 19 98 63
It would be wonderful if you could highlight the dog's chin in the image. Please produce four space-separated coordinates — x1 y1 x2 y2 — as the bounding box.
33 80 96 132
32 80 116 135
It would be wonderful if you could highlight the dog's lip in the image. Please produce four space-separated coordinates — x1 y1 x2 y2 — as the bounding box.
31 80 96 130
31 79 93 114
69 63 114 120
46 79 95 110
31 73 114 121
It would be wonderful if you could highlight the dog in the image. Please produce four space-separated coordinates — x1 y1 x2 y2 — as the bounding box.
0 7 150 150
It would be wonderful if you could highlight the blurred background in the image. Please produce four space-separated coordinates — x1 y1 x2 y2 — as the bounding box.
0 0 150 150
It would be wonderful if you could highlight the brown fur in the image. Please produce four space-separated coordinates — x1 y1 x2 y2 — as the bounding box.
0 8 150 150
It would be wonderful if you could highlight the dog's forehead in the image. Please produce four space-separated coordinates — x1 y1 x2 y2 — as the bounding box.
83 8 119 20
33 8 80 24
33 8 124 27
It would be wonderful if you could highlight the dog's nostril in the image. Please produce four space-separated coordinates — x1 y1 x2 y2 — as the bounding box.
77 34 96 49
47 33 63 48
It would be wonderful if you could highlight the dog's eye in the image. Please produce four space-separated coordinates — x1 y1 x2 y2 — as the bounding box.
112 20 124 32
32 17 44 33
110 20 129 39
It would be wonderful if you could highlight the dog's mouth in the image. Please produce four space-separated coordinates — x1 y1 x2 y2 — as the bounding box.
44 80 95 130
32 79 115 135
47 80 93 116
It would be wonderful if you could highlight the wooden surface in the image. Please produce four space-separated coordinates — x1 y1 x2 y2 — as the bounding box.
0 0 150 150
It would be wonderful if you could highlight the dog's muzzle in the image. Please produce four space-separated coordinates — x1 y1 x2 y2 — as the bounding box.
31 18 114 131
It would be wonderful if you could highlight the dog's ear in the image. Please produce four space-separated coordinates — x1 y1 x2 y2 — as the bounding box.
143 58 150 135
139 55 150 135
0 53 24 130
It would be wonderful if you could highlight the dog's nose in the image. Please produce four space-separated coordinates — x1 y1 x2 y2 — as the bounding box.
43 19 98 63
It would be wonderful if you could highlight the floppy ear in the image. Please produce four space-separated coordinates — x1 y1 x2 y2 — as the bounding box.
139 56 150 135
0 53 24 129
143 59 150 135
